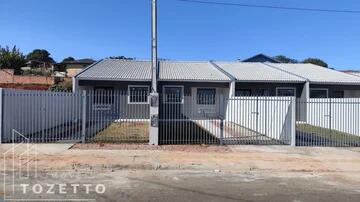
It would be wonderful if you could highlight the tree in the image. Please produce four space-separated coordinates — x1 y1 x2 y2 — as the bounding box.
26 49 55 63
273 55 298 63
302 58 328 68
107 56 134 60
0 45 26 74
62 57 75 63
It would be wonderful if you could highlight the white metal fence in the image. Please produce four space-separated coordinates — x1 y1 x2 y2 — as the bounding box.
0 88 359 147
225 97 295 145
0 89 150 143
297 98 360 147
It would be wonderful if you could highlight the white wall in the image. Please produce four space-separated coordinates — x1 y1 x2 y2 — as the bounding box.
2 89 82 142
306 98 360 136
225 96 294 143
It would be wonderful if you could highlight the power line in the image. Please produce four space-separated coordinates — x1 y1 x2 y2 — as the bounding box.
176 0 360 14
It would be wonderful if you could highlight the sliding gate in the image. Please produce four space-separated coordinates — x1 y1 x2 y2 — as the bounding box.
159 93 296 145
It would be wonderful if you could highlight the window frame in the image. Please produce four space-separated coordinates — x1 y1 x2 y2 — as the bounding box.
276 87 297 97
127 85 150 104
196 88 217 105
310 88 329 98
162 85 184 104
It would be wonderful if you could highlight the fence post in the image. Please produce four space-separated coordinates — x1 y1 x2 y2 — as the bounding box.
290 97 296 147
220 117 224 145
0 88 3 144
81 90 87 143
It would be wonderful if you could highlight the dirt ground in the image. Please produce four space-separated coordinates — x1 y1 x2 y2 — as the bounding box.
1 144 360 201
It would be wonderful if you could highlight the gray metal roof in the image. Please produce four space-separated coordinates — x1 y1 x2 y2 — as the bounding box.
76 59 152 81
214 62 305 83
159 61 231 81
268 63 360 84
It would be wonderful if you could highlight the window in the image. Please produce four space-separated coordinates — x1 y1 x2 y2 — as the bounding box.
197 88 216 105
276 88 296 97
254 89 271 96
235 89 251 96
310 88 328 98
334 91 344 98
128 85 149 104
94 87 114 105
163 86 184 103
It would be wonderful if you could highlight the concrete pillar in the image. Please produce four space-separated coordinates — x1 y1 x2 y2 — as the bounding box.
229 81 236 97
299 82 310 122
149 93 159 145
72 77 79 93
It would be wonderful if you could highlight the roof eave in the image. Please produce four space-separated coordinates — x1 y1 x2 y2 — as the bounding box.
77 77 151 82
158 79 231 83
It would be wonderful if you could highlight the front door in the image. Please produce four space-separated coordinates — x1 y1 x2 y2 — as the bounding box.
192 87 223 119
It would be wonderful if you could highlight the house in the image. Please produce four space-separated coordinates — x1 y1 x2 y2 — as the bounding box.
342 70 360 78
242 54 280 63
73 59 360 121
25 60 54 69
73 60 232 119
74 59 360 100
56 58 96 78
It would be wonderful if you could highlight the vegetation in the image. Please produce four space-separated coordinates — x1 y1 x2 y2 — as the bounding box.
49 79 73 91
22 68 52 76
107 56 134 60
302 58 328 68
62 56 75 62
26 49 55 64
273 55 298 63
297 123 360 144
92 122 149 143
0 45 26 74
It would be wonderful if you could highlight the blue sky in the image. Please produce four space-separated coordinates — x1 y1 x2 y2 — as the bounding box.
1 0 360 70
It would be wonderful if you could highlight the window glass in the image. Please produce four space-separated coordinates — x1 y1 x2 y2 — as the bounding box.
277 88 296 97
235 89 251 96
129 86 149 103
334 91 344 98
310 89 328 98
197 88 216 105
163 86 183 103
94 87 114 105
254 89 270 96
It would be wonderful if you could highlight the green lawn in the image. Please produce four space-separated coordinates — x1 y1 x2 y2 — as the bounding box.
296 123 360 143
91 122 149 143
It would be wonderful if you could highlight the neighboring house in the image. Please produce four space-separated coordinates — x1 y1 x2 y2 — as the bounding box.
57 59 96 78
341 70 360 78
242 54 280 63
25 60 54 69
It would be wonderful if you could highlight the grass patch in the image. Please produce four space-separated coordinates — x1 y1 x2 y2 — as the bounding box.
92 122 149 143
296 123 360 143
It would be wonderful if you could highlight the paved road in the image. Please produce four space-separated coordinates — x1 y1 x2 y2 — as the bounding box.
2 170 360 202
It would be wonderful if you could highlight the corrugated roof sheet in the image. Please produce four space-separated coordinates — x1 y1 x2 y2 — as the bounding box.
269 63 360 84
76 59 152 81
159 61 231 81
214 62 305 82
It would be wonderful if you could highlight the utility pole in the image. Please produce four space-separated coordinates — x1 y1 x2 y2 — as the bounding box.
149 0 159 145
151 0 157 93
